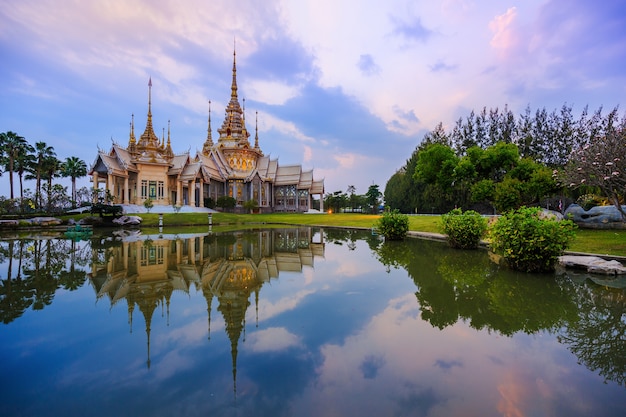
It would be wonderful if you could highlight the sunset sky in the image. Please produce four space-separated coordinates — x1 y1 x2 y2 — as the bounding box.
1 0 625 198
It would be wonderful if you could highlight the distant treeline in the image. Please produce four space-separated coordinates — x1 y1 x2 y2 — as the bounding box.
384 104 626 215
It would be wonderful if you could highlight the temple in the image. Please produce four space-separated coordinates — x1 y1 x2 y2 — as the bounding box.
89 50 324 213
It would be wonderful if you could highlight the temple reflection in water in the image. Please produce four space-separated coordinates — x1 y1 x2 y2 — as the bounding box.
87 227 324 392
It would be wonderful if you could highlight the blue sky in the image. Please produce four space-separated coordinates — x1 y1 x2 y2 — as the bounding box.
1 0 625 198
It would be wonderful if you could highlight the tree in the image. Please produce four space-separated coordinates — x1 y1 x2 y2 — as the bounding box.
41 155 61 212
564 125 626 220
60 157 87 208
14 146 36 211
0 131 30 199
365 184 382 214
324 191 348 213
33 142 56 208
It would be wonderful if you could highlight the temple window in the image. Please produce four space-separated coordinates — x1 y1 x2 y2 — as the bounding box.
149 181 157 199
141 180 148 199
157 181 165 200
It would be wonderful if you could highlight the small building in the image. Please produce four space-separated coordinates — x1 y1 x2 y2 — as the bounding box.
89 50 324 213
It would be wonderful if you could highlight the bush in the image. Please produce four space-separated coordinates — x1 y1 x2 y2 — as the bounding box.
216 196 236 210
376 209 409 240
440 208 488 249
489 206 577 272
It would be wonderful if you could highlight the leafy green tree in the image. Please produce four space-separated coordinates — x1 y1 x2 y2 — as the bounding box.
324 191 348 213
60 156 88 208
365 184 382 214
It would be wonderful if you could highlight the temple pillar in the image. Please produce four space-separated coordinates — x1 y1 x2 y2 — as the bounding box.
123 177 129 204
107 174 114 201
199 180 205 207
319 193 324 212
92 173 99 202
176 181 183 206
190 181 196 207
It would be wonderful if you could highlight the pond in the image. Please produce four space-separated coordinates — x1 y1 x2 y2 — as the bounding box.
0 227 624 417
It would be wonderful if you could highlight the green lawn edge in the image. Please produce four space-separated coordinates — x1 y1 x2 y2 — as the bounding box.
122 212 625 257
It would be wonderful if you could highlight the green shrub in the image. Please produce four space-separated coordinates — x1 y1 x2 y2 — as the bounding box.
489 206 577 272
376 209 409 240
143 198 154 213
440 208 488 249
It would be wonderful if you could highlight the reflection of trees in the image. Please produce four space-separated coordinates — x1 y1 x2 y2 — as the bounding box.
558 282 626 386
373 238 579 334
372 236 626 385
0 237 88 323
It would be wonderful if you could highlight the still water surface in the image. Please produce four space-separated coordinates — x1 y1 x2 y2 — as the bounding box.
1 227 624 416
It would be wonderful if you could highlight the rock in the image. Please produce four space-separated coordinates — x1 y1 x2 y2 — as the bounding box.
564 204 626 228
0 219 19 228
27 217 62 226
112 215 142 226
558 255 626 275
538 209 564 221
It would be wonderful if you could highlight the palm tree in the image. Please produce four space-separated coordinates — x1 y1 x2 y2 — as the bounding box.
14 145 36 211
34 142 56 208
41 155 61 212
0 131 30 199
60 156 87 207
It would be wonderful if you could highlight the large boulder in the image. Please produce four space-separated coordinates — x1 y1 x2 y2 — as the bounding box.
112 215 142 226
27 217 62 226
558 255 626 275
564 204 626 228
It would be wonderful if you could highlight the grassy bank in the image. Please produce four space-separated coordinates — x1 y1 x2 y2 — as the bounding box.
115 212 625 257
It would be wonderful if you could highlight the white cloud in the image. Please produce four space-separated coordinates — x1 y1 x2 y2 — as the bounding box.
247 327 301 352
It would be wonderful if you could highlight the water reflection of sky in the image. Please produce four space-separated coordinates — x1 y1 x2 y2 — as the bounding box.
1 231 624 417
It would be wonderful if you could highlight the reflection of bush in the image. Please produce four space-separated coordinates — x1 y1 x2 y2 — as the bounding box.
375 236 581 336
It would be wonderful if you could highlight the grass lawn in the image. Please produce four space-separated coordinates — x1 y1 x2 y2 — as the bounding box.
123 212 625 257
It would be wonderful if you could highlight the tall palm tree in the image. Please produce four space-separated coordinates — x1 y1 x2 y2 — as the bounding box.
41 155 61 212
34 142 56 208
0 131 30 199
60 156 87 207
14 144 36 210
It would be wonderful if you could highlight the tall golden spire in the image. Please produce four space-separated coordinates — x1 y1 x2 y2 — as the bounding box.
217 46 250 144
254 111 260 150
165 120 173 159
202 101 214 155
138 77 160 150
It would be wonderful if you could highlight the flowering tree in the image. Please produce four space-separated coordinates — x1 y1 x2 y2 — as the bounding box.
564 127 626 220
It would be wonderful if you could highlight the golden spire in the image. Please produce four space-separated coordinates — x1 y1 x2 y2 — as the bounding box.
138 77 160 150
128 113 137 156
202 100 213 155
217 46 249 144
129 114 136 144
165 120 173 159
254 111 260 150
231 47 238 101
